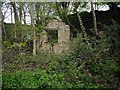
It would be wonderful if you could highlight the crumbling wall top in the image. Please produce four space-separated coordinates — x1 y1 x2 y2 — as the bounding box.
47 19 66 30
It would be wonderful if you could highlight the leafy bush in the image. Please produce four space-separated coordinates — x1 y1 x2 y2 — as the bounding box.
102 20 120 57
3 36 120 88
2 70 65 88
68 33 120 88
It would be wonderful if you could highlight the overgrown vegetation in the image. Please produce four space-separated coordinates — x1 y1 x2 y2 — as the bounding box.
2 21 120 88
2 2 120 89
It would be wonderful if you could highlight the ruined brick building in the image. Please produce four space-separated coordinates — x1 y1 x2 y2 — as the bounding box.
38 19 70 54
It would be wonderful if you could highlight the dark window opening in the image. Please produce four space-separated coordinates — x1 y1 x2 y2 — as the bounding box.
47 30 58 43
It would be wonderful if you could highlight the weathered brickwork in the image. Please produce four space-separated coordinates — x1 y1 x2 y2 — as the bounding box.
39 19 70 54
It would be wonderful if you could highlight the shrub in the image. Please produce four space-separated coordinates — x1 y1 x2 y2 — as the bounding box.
2 69 65 88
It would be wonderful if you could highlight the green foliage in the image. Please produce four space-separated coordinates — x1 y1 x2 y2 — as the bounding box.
68 30 119 87
3 41 13 49
3 41 27 49
47 30 58 43
3 32 120 88
3 26 120 89
2 70 65 88
2 12 120 89
4 23 15 33
103 20 120 56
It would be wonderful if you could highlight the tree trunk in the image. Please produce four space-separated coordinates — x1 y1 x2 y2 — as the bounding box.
29 3 37 55
77 12 92 49
33 25 37 55
0 2 2 76
11 7 13 23
2 14 6 39
91 2 99 38
11 2 19 38
23 6 26 25
11 2 19 24
19 2 23 38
